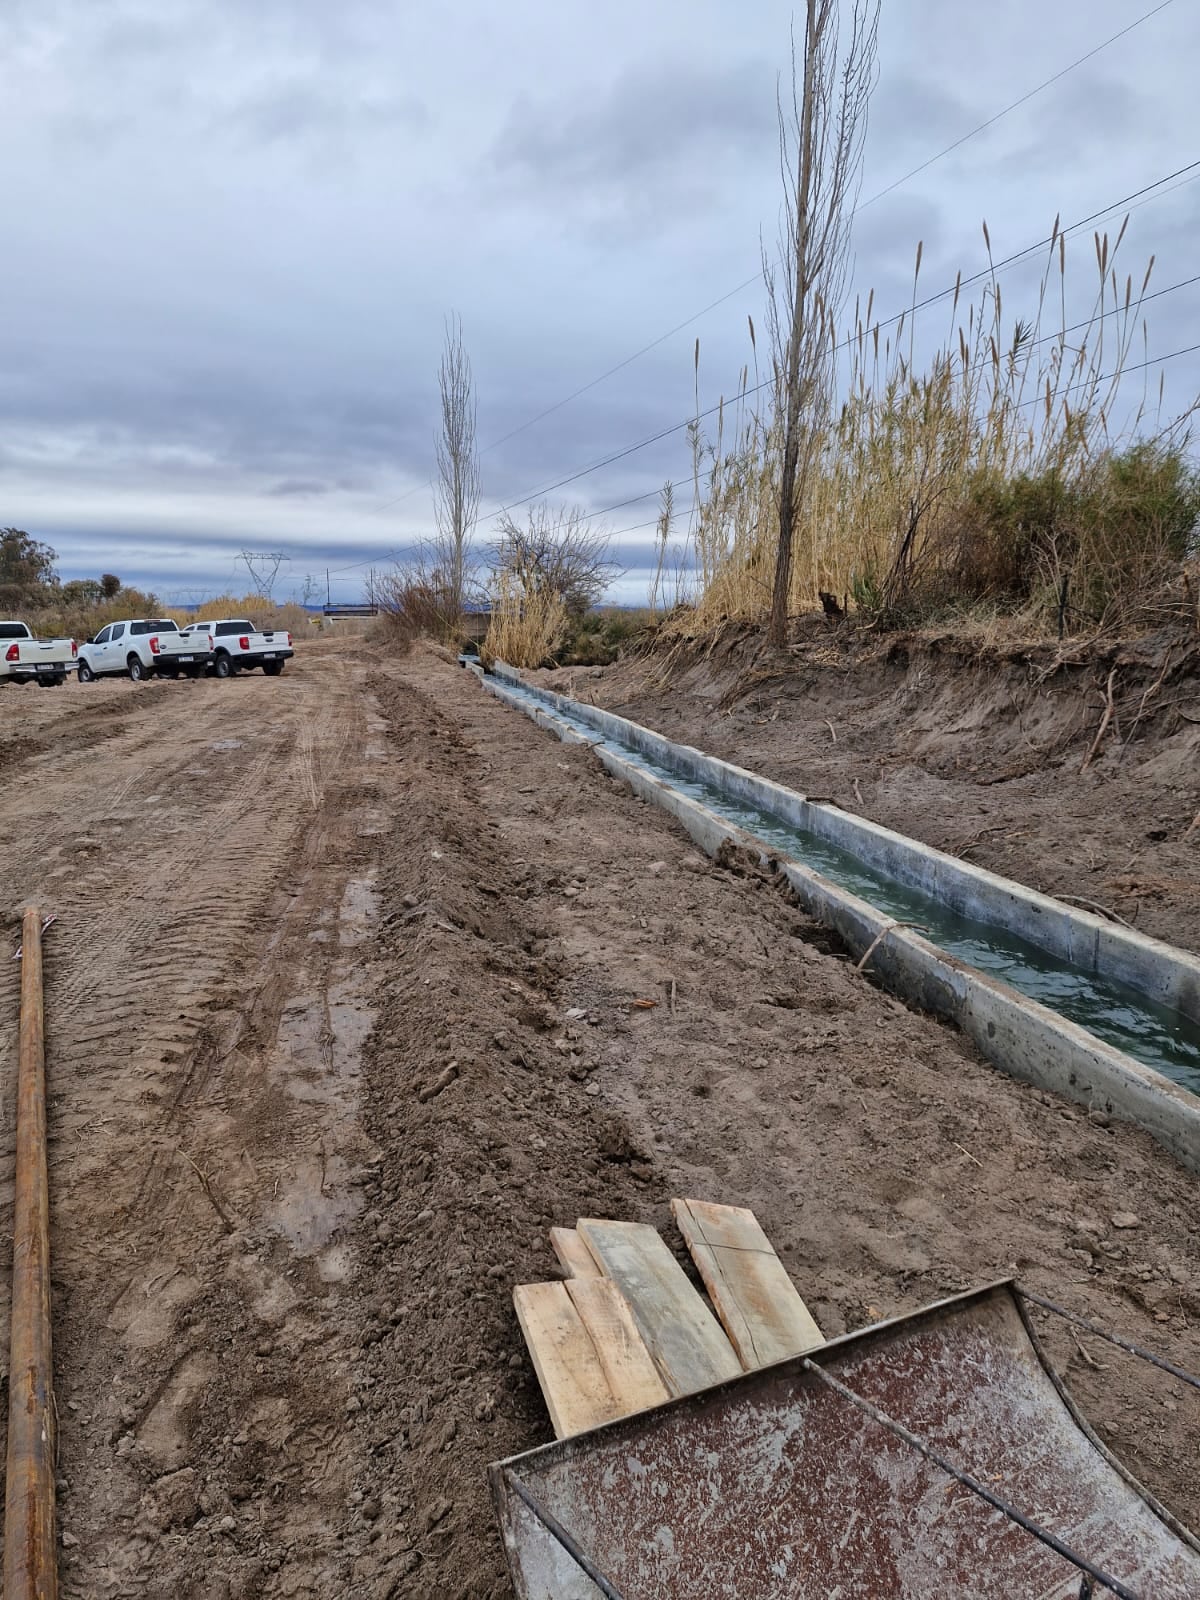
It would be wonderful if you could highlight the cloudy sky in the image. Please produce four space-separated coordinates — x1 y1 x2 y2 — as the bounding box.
3 0 1197 605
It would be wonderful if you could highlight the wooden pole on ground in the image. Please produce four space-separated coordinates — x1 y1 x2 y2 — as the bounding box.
4 906 58 1599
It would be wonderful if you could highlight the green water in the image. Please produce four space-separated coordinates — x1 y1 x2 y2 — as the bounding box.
500 679 1200 1094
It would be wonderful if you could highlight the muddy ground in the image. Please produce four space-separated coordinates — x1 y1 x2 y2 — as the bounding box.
0 636 1197 1596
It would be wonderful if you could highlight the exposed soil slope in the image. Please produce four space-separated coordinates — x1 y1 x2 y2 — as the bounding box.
539 624 1200 954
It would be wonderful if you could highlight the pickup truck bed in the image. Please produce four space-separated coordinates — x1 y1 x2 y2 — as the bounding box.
179 620 294 677
77 618 214 681
0 621 77 686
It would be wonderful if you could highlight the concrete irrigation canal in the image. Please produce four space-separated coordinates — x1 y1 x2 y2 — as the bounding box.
477 660 1200 1171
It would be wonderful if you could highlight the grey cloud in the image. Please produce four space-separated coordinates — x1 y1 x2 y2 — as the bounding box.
5 0 1198 600
1029 74 1149 147
33 521 406 598
851 194 947 287
492 56 776 225
226 82 430 148
26 3 430 159
0 358 431 487
1002 74 1152 174
869 72 977 159
266 478 331 498
93 15 180 61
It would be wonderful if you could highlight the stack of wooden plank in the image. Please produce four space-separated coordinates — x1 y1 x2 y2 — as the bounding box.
514 1199 824 1438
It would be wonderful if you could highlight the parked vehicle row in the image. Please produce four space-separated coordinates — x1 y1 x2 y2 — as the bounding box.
1 618 293 687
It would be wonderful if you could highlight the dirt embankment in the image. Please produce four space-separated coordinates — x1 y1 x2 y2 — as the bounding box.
360 651 1200 1594
0 641 1197 1596
539 624 1200 954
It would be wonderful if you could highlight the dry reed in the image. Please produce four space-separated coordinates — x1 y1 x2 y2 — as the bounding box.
674 216 1199 638
482 572 568 669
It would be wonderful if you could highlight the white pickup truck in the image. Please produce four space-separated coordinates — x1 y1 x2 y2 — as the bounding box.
178 618 294 678
0 620 78 686
76 618 212 682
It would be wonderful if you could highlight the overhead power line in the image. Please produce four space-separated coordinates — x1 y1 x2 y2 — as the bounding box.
864 0 1178 210
370 0 1178 520
323 224 1200 583
484 160 1200 519
472 331 1200 569
478 0 1181 464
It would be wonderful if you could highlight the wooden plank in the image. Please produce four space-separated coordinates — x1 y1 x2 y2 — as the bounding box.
566 1277 670 1418
671 1198 824 1369
549 1225 601 1279
576 1218 741 1397
513 1282 621 1438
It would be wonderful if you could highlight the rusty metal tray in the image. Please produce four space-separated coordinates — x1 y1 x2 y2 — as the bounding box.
490 1280 1200 1598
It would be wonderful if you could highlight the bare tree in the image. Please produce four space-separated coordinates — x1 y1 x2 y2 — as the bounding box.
492 503 620 617
434 315 481 632
767 0 879 646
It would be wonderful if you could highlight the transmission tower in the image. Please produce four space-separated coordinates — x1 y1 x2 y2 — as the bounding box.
238 550 288 602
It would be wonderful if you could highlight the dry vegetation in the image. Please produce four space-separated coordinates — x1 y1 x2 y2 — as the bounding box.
162 593 313 633
641 0 1200 647
480 503 623 666
480 571 567 669
368 554 480 652
662 225 1200 643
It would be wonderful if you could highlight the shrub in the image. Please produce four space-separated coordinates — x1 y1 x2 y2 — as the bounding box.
558 608 658 665
482 574 567 669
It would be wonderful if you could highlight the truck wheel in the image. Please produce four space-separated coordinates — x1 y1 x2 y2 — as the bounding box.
262 661 284 676
77 662 96 684
38 675 65 688
213 652 235 679
184 665 202 678
128 656 147 682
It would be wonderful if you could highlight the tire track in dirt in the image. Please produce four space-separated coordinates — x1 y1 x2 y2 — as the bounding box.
0 680 193 834
0 648 391 1597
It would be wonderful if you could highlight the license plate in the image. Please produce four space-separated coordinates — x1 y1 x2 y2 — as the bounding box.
36 663 55 673
178 655 195 663
263 653 277 659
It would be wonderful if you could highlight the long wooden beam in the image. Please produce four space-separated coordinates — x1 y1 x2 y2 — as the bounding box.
4 907 59 1599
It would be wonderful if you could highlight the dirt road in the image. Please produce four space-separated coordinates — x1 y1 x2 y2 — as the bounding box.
0 641 1198 1596
0 646 389 1596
